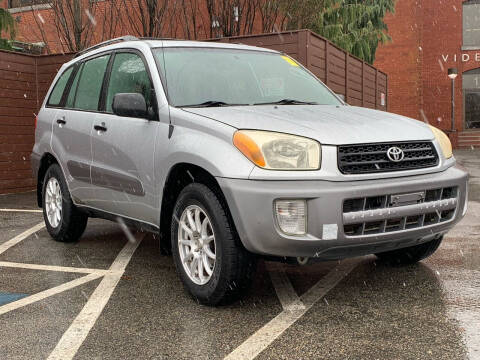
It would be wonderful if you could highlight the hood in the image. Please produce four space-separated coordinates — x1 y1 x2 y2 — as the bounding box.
183 105 434 145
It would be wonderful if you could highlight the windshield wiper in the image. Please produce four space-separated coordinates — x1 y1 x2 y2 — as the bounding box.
180 100 247 108
254 99 319 106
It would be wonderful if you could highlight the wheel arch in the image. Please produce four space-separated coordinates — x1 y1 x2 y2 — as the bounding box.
36 153 59 207
159 162 240 253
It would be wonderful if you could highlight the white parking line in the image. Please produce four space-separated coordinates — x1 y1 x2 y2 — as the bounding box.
0 222 45 255
0 273 103 316
224 259 360 360
0 209 43 213
267 263 305 311
47 233 144 360
0 261 109 275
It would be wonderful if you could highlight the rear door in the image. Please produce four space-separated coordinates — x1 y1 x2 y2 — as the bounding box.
88 50 159 224
50 54 109 203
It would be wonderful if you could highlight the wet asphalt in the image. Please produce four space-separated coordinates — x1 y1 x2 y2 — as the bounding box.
0 149 479 360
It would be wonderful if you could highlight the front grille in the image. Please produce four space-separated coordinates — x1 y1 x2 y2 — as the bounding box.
338 141 439 174
343 187 458 237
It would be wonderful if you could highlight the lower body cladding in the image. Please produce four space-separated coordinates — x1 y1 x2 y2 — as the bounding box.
217 165 468 260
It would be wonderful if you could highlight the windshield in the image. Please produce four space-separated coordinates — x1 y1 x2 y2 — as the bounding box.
152 47 342 107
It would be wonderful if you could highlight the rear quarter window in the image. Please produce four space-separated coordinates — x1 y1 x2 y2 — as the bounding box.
47 66 74 107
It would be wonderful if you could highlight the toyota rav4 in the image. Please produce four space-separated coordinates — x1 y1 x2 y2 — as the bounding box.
31 37 469 305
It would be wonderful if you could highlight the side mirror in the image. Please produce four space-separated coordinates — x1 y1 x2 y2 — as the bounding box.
112 93 148 119
336 93 346 102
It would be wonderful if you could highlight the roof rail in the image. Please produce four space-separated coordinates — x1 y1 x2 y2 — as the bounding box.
139 37 176 41
74 35 139 58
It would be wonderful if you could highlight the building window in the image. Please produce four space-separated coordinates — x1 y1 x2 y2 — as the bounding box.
463 0 480 47
8 0 50 8
463 68 480 129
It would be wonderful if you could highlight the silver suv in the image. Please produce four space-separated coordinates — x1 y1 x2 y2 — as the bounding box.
32 36 468 305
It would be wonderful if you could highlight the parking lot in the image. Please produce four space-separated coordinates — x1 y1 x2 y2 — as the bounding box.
0 149 479 360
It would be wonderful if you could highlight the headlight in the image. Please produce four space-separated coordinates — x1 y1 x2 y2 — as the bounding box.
429 125 453 159
233 130 321 170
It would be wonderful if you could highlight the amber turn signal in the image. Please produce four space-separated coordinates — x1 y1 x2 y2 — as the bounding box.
233 131 266 167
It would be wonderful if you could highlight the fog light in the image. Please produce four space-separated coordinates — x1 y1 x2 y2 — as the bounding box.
274 200 307 235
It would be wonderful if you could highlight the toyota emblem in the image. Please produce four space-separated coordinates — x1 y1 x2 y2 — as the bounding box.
386 146 404 162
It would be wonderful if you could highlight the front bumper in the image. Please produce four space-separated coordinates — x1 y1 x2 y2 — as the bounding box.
217 165 468 260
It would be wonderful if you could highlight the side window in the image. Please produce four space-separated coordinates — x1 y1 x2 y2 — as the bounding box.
74 54 110 111
47 66 74 107
65 63 83 108
463 1 480 47
105 52 152 113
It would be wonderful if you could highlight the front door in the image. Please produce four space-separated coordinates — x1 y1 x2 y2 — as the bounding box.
89 51 158 225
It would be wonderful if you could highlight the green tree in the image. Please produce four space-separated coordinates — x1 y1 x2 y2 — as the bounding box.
0 8 16 50
311 0 395 64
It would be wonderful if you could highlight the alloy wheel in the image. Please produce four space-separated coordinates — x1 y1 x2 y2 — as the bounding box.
45 177 62 228
178 205 216 285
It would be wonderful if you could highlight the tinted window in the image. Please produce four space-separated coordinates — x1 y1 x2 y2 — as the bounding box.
105 52 152 113
65 63 83 108
74 54 110 111
47 66 73 107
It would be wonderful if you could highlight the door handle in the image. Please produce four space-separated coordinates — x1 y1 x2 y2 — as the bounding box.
94 124 107 132
56 117 66 125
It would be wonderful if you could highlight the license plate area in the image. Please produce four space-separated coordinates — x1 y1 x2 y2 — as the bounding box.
389 191 426 207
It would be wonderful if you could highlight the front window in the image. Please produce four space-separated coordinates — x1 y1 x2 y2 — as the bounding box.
105 52 152 113
153 47 341 107
463 0 480 48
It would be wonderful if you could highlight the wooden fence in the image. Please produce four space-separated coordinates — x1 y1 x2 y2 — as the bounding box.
0 30 387 194
213 30 388 110
0 51 74 194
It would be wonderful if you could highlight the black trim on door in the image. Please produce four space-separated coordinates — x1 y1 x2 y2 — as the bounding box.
99 53 115 112
90 165 145 196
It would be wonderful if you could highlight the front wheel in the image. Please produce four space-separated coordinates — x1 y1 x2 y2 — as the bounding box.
375 237 443 265
171 183 256 306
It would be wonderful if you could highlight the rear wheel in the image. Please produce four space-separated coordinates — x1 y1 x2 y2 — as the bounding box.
171 183 256 306
42 164 88 242
375 237 443 265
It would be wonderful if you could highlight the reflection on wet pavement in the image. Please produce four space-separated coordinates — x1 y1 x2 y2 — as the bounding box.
258 258 467 360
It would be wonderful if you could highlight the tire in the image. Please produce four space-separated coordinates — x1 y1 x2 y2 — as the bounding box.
171 183 256 306
42 164 88 242
375 236 443 265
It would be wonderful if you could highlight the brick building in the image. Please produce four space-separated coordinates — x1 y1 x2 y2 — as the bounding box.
0 0 258 53
374 0 480 148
